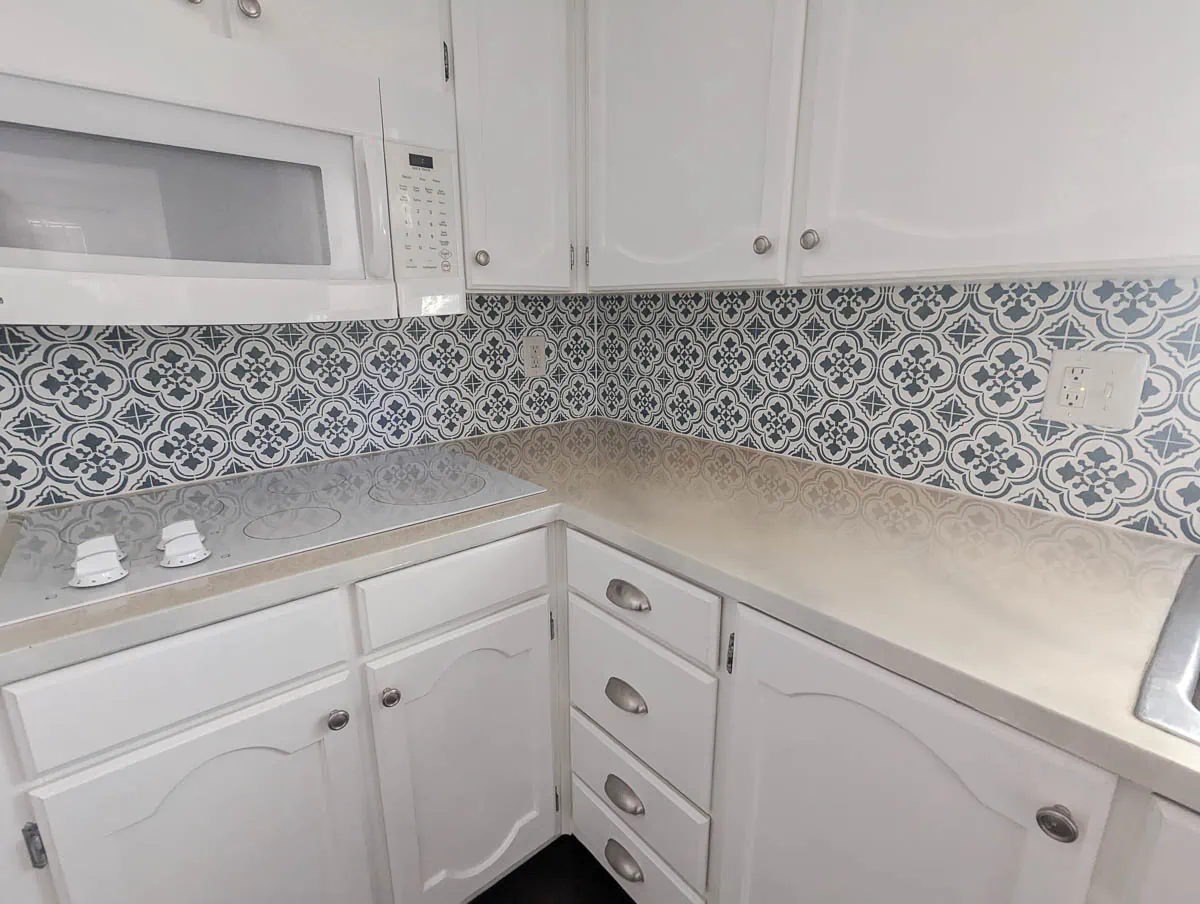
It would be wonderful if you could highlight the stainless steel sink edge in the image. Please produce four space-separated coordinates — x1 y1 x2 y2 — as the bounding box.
1136 555 1200 744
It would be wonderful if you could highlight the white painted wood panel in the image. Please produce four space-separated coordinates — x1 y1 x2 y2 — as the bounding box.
367 597 557 904
573 776 705 904
718 606 1117 904
569 596 717 810
452 0 573 290
571 709 710 891
585 0 807 289
29 672 372 904
1119 796 1200 904
227 0 446 87
3 592 344 775
792 0 1200 281
355 530 548 650
567 530 721 669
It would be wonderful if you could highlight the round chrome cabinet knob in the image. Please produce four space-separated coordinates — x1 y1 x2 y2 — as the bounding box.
474 249 491 267
238 0 262 18
380 688 402 708
186 0 205 5
752 235 773 255
1035 805 1079 843
326 709 351 731
799 228 821 251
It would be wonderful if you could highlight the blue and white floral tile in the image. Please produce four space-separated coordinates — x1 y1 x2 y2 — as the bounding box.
596 279 1200 544
0 295 596 511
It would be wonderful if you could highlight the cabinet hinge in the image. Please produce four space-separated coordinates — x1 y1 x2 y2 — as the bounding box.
570 244 576 270
554 786 561 812
22 822 47 870
726 633 736 674
443 41 451 82
550 611 557 640
585 246 590 267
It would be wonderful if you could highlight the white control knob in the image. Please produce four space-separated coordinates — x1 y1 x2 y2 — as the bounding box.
70 536 129 588
159 520 211 569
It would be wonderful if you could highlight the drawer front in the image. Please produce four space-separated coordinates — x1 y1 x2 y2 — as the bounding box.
3 591 345 775
573 776 705 904
567 530 720 669
356 529 548 651
571 710 710 890
569 596 717 810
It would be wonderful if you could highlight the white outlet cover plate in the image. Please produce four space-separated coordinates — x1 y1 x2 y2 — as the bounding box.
1041 349 1148 430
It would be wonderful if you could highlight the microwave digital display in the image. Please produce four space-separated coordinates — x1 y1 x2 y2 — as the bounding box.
408 153 434 170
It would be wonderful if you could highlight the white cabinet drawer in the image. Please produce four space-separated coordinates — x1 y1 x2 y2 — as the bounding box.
571 710 710 890
567 530 720 669
355 529 548 651
3 591 345 776
569 596 717 810
573 775 704 904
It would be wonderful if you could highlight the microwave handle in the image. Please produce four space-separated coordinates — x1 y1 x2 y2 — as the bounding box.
355 137 392 280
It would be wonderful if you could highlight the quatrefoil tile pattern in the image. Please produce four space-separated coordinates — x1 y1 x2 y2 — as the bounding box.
0 295 596 511
4 278 1200 544
598 280 1200 544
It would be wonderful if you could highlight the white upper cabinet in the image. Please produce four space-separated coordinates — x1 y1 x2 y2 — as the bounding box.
451 0 574 292
791 0 1200 282
585 0 807 289
718 606 1117 904
227 0 447 85
28 673 373 904
367 597 557 904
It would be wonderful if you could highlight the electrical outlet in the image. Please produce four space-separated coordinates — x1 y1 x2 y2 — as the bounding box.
1042 350 1148 429
522 335 548 378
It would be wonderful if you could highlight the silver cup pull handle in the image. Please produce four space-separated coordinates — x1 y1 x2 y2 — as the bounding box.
604 774 646 816
605 677 648 714
604 839 645 883
606 579 651 612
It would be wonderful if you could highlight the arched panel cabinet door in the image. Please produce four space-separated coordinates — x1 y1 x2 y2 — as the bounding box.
716 606 1118 904
28 673 374 904
792 0 1200 281
367 596 557 904
586 0 807 289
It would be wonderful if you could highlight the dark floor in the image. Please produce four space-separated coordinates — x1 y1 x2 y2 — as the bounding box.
471 836 635 904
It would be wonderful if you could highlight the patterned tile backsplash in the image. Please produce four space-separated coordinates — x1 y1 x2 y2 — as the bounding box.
2 279 1199 545
595 280 1200 544
0 294 597 511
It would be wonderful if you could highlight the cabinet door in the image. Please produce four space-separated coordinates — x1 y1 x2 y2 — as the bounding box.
794 0 1200 281
452 0 573 291
228 0 445 84
586 0 807 289
1121 796 1200 904
368 597 557 904
28 673 373 904
718 607 1116 904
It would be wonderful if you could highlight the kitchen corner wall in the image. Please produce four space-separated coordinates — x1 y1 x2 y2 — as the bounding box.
3 279 1200 545
595 280 1200 544
0 294 597 511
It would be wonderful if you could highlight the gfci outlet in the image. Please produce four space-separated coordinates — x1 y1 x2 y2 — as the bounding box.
522 335 548 378
1041 349 1149 429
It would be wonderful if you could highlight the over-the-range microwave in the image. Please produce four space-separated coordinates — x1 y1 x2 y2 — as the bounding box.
0 31 465 325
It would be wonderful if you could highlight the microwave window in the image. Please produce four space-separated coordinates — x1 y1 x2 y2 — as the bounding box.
0 122 332 266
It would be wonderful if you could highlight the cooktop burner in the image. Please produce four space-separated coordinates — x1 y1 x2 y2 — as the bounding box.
0 446 547 628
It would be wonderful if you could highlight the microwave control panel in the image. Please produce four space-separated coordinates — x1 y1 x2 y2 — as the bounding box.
386 143 461 280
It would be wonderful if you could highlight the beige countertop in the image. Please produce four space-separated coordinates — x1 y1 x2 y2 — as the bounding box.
3 418 1200 810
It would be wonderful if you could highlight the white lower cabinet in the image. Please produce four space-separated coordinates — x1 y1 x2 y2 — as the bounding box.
28 672 373 904
1112 796 1200 904
717 606 1117 904
366 596 557 904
